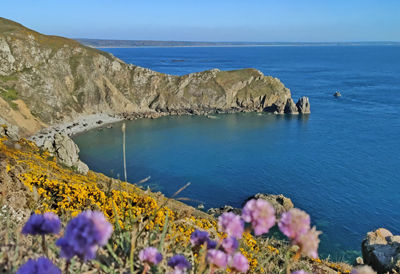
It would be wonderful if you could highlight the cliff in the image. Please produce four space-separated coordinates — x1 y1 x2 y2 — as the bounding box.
0 17 305 137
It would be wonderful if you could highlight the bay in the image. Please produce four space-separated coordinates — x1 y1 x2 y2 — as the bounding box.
73 45 400 262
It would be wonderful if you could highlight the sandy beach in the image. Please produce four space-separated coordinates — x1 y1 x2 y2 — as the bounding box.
28 113 123 147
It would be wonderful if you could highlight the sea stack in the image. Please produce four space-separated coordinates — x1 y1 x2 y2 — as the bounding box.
296 97 311 114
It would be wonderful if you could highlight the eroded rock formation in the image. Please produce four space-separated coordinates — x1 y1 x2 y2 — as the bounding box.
296 96 311 114
43 133 89 174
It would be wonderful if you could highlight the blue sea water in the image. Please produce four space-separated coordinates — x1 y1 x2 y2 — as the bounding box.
73 46 400 262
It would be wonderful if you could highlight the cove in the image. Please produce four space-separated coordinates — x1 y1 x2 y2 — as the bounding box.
73 45 400 262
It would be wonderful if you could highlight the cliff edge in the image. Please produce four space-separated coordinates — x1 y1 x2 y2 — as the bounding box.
0 18 307 137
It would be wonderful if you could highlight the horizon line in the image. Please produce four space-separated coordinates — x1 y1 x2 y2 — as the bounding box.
74 38 400 44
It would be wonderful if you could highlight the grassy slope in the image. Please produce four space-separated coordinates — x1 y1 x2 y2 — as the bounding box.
0 131 352 273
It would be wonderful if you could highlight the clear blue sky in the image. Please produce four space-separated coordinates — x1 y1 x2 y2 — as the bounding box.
2 0 400 42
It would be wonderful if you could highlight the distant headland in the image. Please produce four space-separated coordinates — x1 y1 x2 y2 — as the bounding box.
75 39 400 48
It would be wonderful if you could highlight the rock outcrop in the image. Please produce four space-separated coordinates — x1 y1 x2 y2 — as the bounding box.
0 18 309 137
284 98 299 114
244 193 294 216
44 133 89 175
207 193 294 217
334 92 341 97
361 228 400 274
296 97 311 114
207 205 242 216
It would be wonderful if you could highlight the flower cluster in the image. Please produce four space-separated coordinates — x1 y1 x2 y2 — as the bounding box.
16 210 113 273
190 226 249 273
56 211 113 260
139 247 163 265
218 212 244 239
2 137 322 273
242 199 276 235
278 208 321 258
21 212 61 235
189 198 321 272
168 254 191 273
17 257 61 274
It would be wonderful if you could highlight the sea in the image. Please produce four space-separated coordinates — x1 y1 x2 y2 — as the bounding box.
72 45 400 262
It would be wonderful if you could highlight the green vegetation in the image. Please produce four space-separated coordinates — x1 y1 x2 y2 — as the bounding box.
0 86 19 110
0 74 18 82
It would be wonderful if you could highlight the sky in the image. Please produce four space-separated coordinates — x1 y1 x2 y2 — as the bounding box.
2 0 400 42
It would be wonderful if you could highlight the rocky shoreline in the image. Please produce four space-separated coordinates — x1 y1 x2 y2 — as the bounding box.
27 95 311 148
28 113 123 147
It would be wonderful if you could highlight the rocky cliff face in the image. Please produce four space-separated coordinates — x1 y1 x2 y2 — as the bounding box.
0 18 308 137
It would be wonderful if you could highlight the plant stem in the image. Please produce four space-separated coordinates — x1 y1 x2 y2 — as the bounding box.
65 260 71 273
42 234 47 257
142 263 150 274
209 266 215 274
122 123 127 183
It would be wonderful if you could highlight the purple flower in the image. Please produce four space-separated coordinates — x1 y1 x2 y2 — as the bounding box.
350 266 377 274
139 247 163 265
229 252 249 273
21 212 61 235
294 227 321 259
242 199 276 235
17 257 61 274
190 229 210 246
207 249 227 269
168 254 191 271
278 208 310 240
292 271 310 274
206 239 218 250
56 211 113 260
218 212 244 239
222 237 239 254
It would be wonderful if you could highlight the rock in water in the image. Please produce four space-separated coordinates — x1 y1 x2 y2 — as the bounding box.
243 193 294 216
334 91 342 97
284 98 299 114
207 205 242 216
296 96 311 114
361 228 400 274
208 193 294 218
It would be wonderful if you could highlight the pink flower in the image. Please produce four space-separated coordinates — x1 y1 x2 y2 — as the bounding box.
292 271 310 274
229 252 249 273
139 247 163 265
222 237 239 254
207 249 227 269
294 227 321 259
278 208 310 240
242 199 276 235
218 212 244 239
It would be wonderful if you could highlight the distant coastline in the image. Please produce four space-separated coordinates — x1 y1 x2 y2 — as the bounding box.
75 39 400 48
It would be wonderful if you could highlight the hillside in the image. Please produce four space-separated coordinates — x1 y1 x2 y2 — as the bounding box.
0 17 304 137
0 131 352 274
